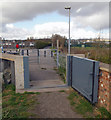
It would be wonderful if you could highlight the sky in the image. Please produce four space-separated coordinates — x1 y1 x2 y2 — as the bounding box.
0 0 110 40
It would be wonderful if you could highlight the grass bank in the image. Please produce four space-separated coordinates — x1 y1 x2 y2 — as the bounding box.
62 47 110 64
67 88 111 119
71 47 110 64
54 66 66 83
2 84 40 119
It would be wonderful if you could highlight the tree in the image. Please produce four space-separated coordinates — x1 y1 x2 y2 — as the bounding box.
51 34 66 49
35 40 51 49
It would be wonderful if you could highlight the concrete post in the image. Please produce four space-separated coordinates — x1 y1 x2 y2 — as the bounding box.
0 59 4 72
15 56 29 90
52 43 53 48
57 50 59 68
57 40 59 68
57 40 59 49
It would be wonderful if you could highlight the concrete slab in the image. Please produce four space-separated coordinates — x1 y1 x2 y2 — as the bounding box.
16 86 70 93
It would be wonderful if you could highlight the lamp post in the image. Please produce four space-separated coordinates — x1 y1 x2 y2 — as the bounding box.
65 6 71 54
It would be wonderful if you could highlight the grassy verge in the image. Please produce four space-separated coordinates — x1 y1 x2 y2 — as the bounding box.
67 88 111 119
2 84 40 119
54 66 66 83
58 66 66 83
70 47 110 64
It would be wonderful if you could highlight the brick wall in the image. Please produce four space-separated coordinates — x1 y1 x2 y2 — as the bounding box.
97 68 111 112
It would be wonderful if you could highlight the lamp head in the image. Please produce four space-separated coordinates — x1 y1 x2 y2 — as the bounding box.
65 6 71 9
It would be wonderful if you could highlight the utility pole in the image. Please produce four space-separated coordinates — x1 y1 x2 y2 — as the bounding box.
65 6 71 54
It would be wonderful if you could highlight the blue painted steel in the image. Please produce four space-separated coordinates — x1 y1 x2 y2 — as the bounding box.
44 50 46 57
68 56 99 103
67 56 71 86
37 49 39 57
21 49 24 55
51 51 53 57
27 50 29 56
23 56 30 88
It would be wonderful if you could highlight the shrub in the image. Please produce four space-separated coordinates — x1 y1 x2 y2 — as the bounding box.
35 41 51 49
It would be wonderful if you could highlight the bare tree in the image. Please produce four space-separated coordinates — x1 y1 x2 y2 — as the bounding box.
51 34 66 50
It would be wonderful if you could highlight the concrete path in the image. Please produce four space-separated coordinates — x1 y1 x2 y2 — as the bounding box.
30 91 82 118
29 49 65 89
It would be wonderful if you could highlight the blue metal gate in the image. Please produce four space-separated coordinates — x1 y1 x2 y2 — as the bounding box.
67 55 99 103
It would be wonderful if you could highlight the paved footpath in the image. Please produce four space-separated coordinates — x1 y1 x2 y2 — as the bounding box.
29 49 65 89
30 91 83 118
21 49 83 118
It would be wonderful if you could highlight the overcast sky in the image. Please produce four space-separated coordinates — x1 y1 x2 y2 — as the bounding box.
0 0 110 40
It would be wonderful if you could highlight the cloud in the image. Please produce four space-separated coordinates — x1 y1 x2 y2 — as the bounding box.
1 24 33 39
34 22 69 38
72 10 109 30
76 8 82 13
0 2 109 39
1 21 108 39
1 2 109 30
6 24 14 28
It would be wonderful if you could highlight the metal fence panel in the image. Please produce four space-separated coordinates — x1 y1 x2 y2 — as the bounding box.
68 56 99 103
93 61 99 103
23 56 30 88
66 56 71 86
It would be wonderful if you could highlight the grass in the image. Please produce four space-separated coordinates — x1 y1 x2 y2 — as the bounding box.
70 47 110 64
59 90 65 92
58 66 66 83
75 99 93 115
68 88 111 118
53 66 66 83
2 84 40 119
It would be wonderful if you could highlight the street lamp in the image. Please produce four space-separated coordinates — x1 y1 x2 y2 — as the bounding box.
65 6 71 54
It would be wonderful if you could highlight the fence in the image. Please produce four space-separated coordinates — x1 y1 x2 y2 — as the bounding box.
67 54 111 112
67 55 99 103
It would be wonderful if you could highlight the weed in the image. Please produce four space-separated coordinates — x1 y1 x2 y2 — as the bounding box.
59 90 65 92
70 47 110 64
75 99 93 115
70 101 76 106
98 107 111 118
68 90 111 119
58 66 66 83
68 92 78 100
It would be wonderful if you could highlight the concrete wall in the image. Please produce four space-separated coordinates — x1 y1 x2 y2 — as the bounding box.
0 53 29 91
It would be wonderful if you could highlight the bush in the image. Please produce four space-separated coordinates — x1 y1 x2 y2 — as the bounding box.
70 47 110 64
35 41 51 49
